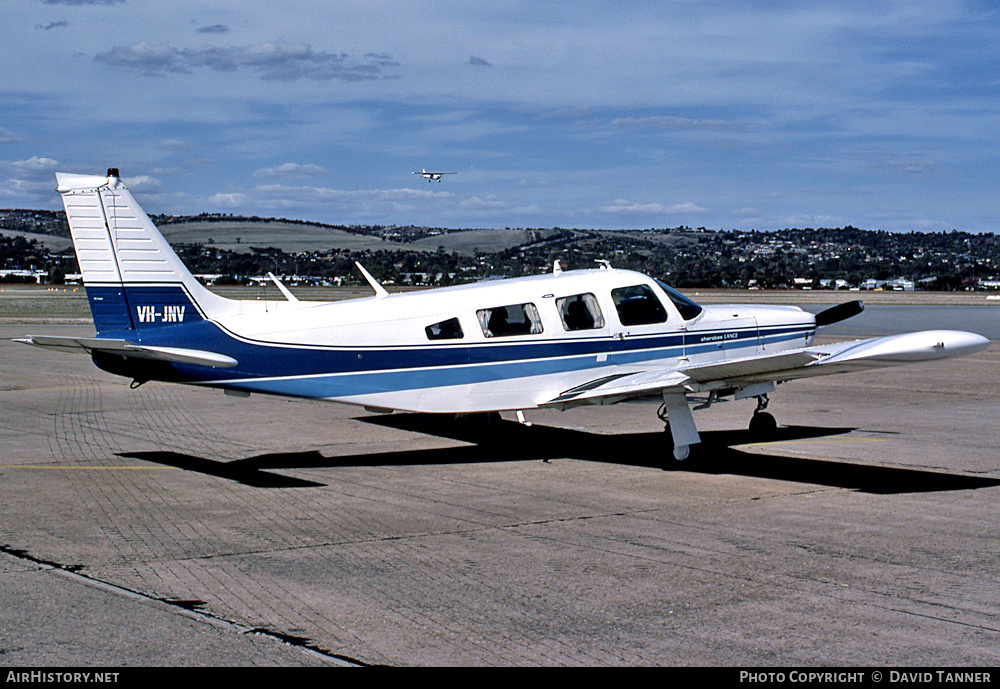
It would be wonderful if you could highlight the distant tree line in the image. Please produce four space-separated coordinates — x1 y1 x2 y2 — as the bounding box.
3 214 1000 290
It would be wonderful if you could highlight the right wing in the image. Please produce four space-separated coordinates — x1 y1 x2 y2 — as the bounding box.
542 330 989 408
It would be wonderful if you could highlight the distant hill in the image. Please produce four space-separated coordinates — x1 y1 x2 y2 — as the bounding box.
406 228 562 254
0 209 547 255
156 220 404 254
0 228 72 252
156 220 550 255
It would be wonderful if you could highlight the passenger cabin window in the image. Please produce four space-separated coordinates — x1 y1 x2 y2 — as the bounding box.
655 279 704 321
477 303 543 337
425 317 464 340
611 285 667 326
557 293 605 331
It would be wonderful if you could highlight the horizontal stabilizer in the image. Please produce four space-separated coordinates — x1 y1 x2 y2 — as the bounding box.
15 335 238 368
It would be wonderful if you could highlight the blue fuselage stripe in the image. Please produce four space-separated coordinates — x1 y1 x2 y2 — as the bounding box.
87 284 815 399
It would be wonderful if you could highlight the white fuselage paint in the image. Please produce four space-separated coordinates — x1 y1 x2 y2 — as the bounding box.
196 269 815 413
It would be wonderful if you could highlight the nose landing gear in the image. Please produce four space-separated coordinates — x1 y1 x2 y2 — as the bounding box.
658 391 700 464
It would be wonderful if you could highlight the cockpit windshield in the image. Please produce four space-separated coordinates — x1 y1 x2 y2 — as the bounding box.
654 279 704 321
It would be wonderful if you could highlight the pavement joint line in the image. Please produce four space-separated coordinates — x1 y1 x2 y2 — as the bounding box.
864 600 1000 634
1 543 366 667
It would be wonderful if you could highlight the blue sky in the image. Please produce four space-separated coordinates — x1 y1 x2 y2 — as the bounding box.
2 1 998 232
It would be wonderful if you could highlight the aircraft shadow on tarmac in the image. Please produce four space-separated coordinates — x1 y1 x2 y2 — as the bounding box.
120 415 1000 495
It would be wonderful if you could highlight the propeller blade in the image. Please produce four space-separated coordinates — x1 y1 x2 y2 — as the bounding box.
815 299 864 327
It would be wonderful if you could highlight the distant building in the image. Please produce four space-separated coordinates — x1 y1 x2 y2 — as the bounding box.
861 277 914 291
0 269 48 284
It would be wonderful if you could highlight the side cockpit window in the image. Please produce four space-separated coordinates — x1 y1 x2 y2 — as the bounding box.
557 293 605 331
425 317 464 340
611 284 667 326
477 303 544 337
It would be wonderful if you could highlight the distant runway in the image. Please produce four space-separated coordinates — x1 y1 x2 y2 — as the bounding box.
806 304 1000 339
1 315 998 666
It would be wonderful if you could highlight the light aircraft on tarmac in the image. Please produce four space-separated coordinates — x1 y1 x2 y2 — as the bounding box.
413 168 456 182
16 170 991 463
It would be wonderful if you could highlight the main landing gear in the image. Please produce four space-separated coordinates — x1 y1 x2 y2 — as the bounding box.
748 394 777 437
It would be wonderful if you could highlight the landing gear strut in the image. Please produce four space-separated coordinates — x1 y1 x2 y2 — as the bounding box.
748 394 777 437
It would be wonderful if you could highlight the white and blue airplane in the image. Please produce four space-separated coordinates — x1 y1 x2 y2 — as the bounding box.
17 170 991 462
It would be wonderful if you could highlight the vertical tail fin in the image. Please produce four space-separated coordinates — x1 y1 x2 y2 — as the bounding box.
57 169 236 334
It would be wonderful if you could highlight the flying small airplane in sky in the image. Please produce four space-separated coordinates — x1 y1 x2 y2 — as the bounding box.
17 170 990 463
413 168 456 182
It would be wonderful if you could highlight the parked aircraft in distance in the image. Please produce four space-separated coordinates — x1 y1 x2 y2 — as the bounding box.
17 170 991 463
413 168 456 182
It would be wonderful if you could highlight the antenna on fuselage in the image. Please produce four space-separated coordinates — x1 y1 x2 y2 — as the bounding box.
267 272 300 303
553 260 562 275
355 261 389 298
595 259 613 270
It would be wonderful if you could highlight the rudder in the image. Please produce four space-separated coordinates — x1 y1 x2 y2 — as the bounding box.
57 169 237 334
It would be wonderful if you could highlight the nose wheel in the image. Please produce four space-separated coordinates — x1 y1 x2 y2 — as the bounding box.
659 423 693 462
658 392 700 465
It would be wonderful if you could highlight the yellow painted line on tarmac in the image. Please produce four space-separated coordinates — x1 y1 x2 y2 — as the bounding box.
1 384 123 393
0 465 177 470
740 437 890 448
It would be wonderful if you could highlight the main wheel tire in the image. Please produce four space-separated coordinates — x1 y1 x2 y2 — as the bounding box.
748 411 777 437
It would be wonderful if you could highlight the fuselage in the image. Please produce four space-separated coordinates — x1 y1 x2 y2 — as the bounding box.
92 268 816 413
31 170 988 462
